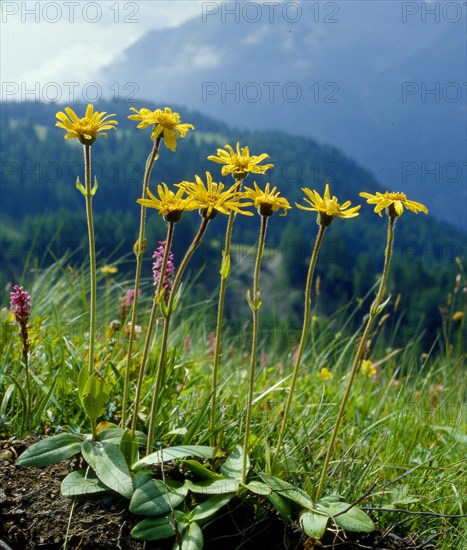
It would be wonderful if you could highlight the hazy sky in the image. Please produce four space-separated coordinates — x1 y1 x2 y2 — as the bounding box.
0 0 207 101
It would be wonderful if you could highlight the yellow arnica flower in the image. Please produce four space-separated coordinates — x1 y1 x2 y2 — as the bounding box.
128 107 194 151
208 142 273 180
453 311 464 323
296 184 360 227
360 359 377 378
178 172 253 219
243 182 291 217
317 367 333 381
100 265 118 275
359 191 428 218
137 183 196 223
56 104 117 145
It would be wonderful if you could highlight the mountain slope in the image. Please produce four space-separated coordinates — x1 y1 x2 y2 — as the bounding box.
101 0 467 229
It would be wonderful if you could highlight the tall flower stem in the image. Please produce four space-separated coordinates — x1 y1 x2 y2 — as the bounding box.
130 222 175 435
210 179 243 446
146 218 210 454
121 137 161 428
315 216 395 501
272 225 326 470
242 215 268 484
83 144 96 372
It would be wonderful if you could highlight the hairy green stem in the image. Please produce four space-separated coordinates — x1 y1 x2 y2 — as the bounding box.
146 218 210 454
242 215 268 484
272 224 326 470
131 222 175 434
315 216 395 501
210 179 243 446
121 137 161 428
83 144 96 372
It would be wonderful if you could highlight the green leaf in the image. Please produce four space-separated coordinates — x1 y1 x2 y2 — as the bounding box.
81 440 133 499
267 492 292 521
61 469 108 497
174 521 203 550
75 177 87 196
300 510 328 539
81 372 109 422
371 294 391 316
181 459 223 481
316 501 375 533
120 429 139 468
131 511 187 541
221 445 248 481
97 427 146 447
186 479 239 495
130 479 187 516
133 446 214 471
77 364 90 404
90 175 98 196
220 252 231 279
17 434 83 467
246 289 262 311
258 473 314 510
189 493 235 522
245 481 272 496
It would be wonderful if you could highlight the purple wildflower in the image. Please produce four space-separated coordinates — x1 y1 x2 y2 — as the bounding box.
10 285 32 356
152 241 175 300
119 288 142 320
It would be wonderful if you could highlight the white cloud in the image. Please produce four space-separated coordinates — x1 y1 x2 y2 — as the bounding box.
0 0 206 101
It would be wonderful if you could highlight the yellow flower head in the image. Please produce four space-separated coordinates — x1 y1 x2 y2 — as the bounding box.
100 265 118 276
56 104 117 145
317 367 333 381
360 359 377 378
137 183 196 223
359 191 428 218
453 311 464 323
177 172 253 219
208 142 273 180
128 107 194 151
296 184 360 227
243 182 291 217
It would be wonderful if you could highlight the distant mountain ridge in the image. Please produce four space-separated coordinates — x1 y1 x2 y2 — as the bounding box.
101 0 467 229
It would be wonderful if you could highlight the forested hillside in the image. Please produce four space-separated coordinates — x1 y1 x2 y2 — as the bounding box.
1 101 465 346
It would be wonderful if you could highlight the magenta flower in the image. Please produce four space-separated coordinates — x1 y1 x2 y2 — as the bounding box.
152 241 175 300
119 288 142 320
10 285 32 355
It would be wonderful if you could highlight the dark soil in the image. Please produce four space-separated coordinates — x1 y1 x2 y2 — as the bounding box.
0 438 436 550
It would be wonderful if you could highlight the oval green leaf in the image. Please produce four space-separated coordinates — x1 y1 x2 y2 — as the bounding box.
258 473 314 510
131 511 187 541
16 434 83 467
81 440 133 499
130 479 187 516
133 445 214 471
220 445 248 481
61 469 108 497
189 493 235 522
174 521 203 550
300 510 328 539
186 478 239 495
317 501 375 533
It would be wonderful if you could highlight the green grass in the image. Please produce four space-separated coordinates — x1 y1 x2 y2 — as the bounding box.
1 256 465 548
